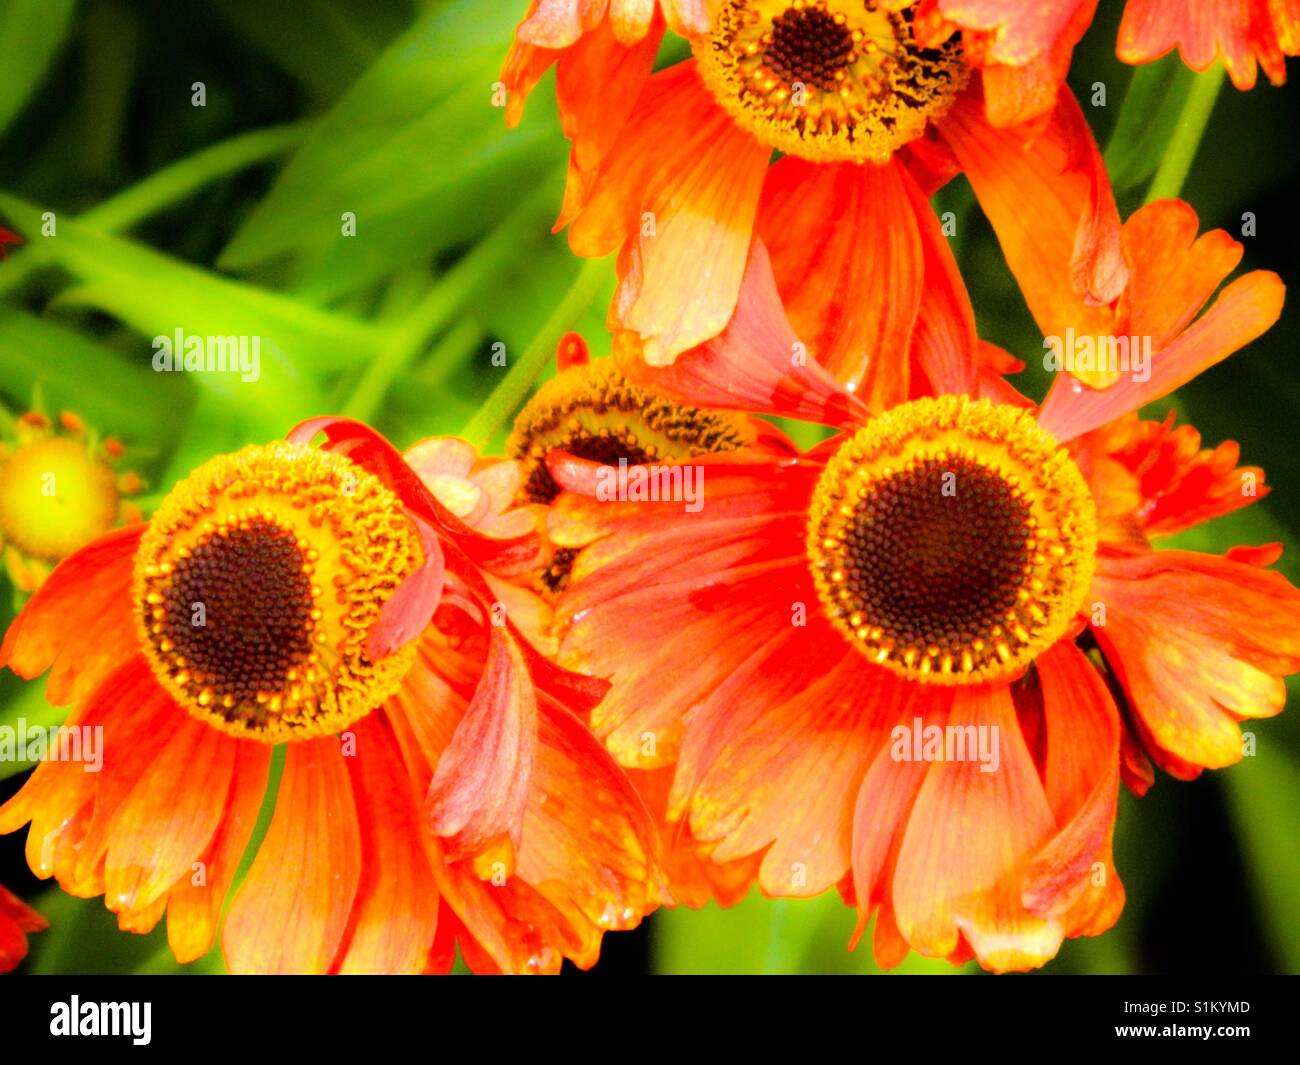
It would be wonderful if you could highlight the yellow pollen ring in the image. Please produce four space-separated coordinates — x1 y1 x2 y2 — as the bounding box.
806 396 1097 685
132 442 423 742
693 0 968 164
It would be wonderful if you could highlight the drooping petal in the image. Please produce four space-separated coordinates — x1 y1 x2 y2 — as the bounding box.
334 714 440 974
755 157 923 407
554 15 666 226
566 61 771 365
103 717 239 917
937 82 1127 341
612 239 869 428
1037 269 1284 442
366 515 445 661
850 685 953 953
1022 641 1124 936
222 737 362 974
890 683 1064 972
426 626 537 860
674 633 898 897
166 741 271 964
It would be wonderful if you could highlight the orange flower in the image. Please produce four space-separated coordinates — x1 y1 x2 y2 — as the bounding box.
505 330 784 597
0 418 664 974
546 199 1290 971
0 883 46 972
921 0 1298 122
503 0 1128 394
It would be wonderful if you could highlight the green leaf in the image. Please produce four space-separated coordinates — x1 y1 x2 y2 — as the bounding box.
214 0 411 103
0 0 77 137
1224 730 1300 970
652 891 977 975
1104 56 1196 194
0 307 188 441
0 191 381 426
218 0 560 288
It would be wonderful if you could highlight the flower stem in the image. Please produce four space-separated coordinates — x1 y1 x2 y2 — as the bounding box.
1144 65 1225 204
340 180 562 424
458 256 609 449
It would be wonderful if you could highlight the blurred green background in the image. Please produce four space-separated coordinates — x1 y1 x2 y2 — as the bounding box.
0 0 1296 974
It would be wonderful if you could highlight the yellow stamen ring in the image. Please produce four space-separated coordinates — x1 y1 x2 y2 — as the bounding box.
694 0 967 164
133 443 423 742
807 396 1097 684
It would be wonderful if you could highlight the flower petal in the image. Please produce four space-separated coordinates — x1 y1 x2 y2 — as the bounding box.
612 238 869 428
566 61 770 365
1037 268 1284 442
222 737 362 974
755 157 923 407
1090 548 1300 774
0 524 143 705
937 82 1126 338
335 714 440 974
426 626 537 859
891 683 1063 972
166 741 271 964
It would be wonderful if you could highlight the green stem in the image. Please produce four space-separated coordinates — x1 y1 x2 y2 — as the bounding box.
1144 65 1225 204
340 180 563 423
458 256 608 449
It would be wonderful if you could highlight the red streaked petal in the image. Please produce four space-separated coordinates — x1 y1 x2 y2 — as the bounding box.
426 627 537 860
334 714 440 974
902 168 979 397
755 156 923 407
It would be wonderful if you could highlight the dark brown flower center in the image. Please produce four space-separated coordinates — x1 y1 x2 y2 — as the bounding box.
160 517 315 712
766 7 855 90
842 458 1033 661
